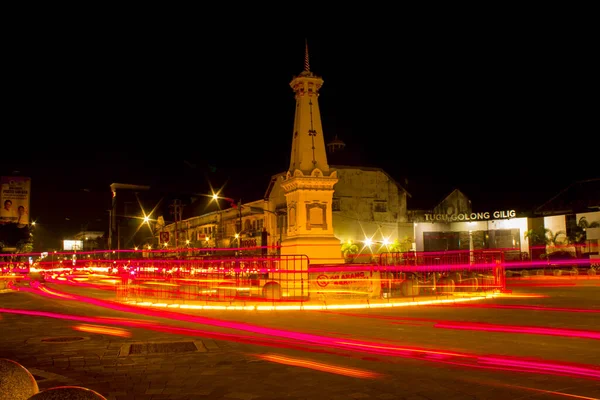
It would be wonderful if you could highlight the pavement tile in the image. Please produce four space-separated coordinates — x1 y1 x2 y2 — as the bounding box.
349 393 372 399
224 392 262 400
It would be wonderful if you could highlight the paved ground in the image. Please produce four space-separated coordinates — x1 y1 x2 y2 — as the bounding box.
1 280 599 400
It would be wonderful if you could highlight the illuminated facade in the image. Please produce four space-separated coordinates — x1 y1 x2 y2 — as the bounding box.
264 165 411 257
411 186 600 262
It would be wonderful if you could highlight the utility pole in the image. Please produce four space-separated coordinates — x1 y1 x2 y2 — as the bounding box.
107 209 112 250
170 199 183 249
238 199 242 243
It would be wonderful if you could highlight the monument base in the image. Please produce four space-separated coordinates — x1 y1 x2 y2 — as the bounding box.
281 236 343 265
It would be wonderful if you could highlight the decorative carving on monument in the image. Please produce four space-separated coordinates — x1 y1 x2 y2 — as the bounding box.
288 203 297 228
306 203 327 230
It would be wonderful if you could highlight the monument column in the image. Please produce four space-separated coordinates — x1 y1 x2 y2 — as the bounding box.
280 41 342 266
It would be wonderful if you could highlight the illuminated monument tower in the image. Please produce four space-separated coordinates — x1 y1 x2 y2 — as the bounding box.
280 42 342 265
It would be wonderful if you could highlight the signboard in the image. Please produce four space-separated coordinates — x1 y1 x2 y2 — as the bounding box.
63 240 83 251
309 270 381 298
0 176 31 225
160 232 170 242
424 209 517 222
241 238 259 248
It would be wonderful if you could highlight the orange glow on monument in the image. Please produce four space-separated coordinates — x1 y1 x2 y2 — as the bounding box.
280 41 342 265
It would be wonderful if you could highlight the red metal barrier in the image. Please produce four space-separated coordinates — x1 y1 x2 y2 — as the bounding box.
377 250 506 296
11 249 507 303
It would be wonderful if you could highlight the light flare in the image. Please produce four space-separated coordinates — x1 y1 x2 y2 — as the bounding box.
73 324 131 337
256 354 382 379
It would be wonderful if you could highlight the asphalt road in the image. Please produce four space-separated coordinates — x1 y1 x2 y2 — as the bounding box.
1 281 599 400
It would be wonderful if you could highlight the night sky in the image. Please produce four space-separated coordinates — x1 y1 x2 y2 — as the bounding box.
3 29 597 241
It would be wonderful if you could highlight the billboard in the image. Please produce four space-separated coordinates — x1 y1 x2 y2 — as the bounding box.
63 240 83 251
1 176 31 225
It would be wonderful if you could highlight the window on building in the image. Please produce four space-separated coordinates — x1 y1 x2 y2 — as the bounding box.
257 219 264 231
488 229 521 261
423 232 460 252
373 201 387 213
332 198 341 211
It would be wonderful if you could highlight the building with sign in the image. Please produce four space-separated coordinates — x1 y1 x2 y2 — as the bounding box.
410 189 528 259
409 185 600 262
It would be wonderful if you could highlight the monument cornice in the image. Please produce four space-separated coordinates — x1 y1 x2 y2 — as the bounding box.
281 169 338 192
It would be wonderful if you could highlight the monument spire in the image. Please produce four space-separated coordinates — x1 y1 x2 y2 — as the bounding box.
304 38 310 72
280 41 342 266
288 41 329 174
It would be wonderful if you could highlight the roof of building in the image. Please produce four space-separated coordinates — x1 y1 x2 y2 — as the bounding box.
329 165 411 197
535 178 600 215
182 196 227 220
325 144 366 167
263 172 286 201
110 183 151 191
327 135 346 147
263 166 411 200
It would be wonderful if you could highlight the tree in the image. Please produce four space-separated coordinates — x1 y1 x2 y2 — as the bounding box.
524 226 552 247
525 227 567 259
341 241 359 263
0 223 31 250
388 237 413 253
569 216 600 244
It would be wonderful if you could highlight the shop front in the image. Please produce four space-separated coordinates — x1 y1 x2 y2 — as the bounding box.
413 209 528 261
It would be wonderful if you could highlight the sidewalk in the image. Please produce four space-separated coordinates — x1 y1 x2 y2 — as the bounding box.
2 282 600 399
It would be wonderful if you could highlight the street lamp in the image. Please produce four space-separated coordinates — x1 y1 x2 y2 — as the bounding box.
210 194 243 244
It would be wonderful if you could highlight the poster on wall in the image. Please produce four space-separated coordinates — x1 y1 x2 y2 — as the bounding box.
0 176 31 225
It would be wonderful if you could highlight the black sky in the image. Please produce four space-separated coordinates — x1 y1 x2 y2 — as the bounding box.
3 24 598 238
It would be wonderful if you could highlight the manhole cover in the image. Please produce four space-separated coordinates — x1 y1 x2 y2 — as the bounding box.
127 341 201 355
41 336 86 343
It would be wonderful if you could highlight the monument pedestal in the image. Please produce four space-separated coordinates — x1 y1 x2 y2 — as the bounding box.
281 236 343 265
266 236 342 299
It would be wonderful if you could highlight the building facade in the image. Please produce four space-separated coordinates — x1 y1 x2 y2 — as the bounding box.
410 187 600 262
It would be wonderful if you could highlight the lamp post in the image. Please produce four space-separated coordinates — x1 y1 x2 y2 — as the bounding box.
212 194 243 247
